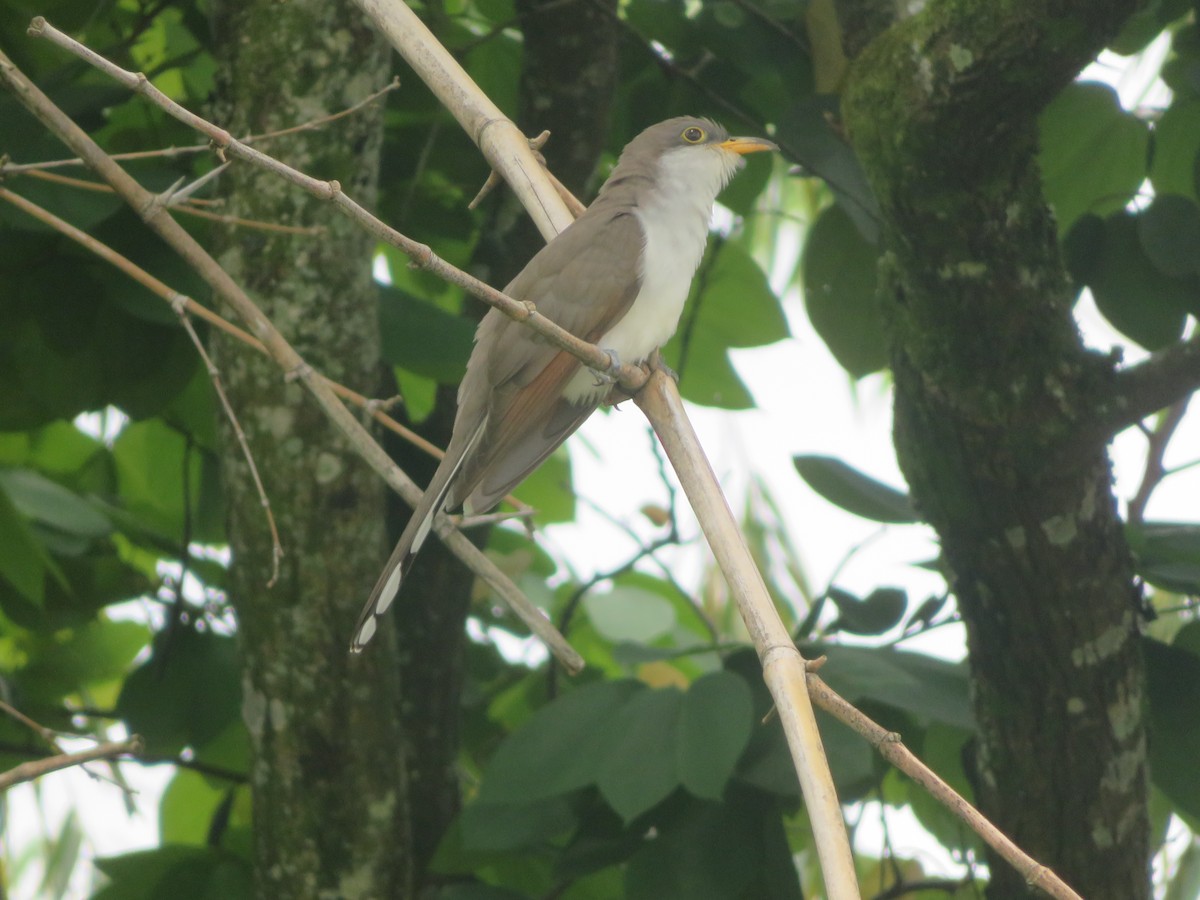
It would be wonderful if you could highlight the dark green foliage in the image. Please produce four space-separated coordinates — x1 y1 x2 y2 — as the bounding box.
793 454 920 523
4 0 1200 897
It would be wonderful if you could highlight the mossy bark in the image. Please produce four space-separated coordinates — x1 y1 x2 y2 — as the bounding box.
207 1 410 897
840 2 1149 897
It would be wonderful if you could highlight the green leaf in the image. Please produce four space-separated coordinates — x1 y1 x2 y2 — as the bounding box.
827 586 908 636
625 799 761 900
21 619 151 704
459 795 578 852
112 419 221 543
1145 636 1200 820
116 628 242 757
1138 194 1200 277
801 203 887 378
676 672 754 800
461 29 521 117
511 446 574 524
379 285 474 384
1038 82 1150 235
0 468 112 539
691 241 788 348
777 96 882 243
814 645 974 730
671 331 754 409
392 367 438 424
0 484 48 607
597 687 684 820
1063 213 1106 286
191 719 252 777
0 433 29 466
718 148 773 217
1089 211 1195 348
475 679 645 805
161 770 229 846
27 421 104 475
437 886 530 900
92 846 252 900
584 586 677 644
1150 97 1200 202
664 240 787 410
1128 521 1200 593
901 723 982 855
814 706 877 798
1108 0 1192 54
793 455 919 524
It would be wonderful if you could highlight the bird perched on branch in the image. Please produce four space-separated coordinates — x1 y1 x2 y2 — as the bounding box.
352 116 776 650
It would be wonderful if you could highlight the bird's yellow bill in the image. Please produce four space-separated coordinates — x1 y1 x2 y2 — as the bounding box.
719 136 778 155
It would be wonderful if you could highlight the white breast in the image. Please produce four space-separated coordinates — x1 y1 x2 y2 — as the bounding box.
563 145 743 403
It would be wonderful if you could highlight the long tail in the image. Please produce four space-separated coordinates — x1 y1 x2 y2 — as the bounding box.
350 420 485 651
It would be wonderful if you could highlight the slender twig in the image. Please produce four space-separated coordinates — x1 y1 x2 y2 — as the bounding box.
0 699 60 748
19 165 326 235
354 0 571 241
469 129 587 217
173 294 284 585
0 736 143 792
0 76 401 175
240 75 401 142
25 18 641 392
556 522 682 636
0 186 286 577
136 753 247 783
807 674 1081 900
575 493 693 605
1127 396 1191 525
870 876 974 899
2 36 583 673
0 186 528 518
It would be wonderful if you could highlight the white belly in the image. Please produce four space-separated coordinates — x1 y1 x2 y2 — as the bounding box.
563 198 712 403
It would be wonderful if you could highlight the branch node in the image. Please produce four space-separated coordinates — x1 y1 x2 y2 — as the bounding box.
805 654 829 672
27 16 46 36
474 115 510 148
286 361 314 383
872 729 903 747
759 641 801 669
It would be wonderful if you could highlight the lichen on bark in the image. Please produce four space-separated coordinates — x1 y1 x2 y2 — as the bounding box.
840 1 1150 896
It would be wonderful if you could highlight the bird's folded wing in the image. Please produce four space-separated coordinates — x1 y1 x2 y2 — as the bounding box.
447 206 645 514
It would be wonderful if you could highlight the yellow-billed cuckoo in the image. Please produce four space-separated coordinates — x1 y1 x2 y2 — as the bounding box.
352 116 775 650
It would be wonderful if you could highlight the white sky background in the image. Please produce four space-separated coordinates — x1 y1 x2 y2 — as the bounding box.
9 34 1199 899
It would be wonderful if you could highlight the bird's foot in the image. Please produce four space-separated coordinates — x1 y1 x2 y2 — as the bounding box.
590 349 622 387
646 348 679 383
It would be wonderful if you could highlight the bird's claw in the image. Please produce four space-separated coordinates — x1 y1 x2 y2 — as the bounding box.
646 348 679 383
590 350 622 387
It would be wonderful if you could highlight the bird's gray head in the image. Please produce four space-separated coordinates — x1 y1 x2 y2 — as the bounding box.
603 116 776 206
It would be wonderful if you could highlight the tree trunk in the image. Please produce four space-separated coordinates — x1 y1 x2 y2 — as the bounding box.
207 2 411 896
841 3 1149 897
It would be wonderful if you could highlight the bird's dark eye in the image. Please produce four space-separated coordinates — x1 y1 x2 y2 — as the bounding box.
681 126 706 144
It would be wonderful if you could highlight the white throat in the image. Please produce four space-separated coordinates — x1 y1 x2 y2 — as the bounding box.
563 146 744 403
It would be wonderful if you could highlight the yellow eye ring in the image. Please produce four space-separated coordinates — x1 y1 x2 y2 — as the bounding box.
681 126 706 144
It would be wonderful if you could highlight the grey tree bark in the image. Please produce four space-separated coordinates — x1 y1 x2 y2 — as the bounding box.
840 2 1149 896
207 1 410 896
